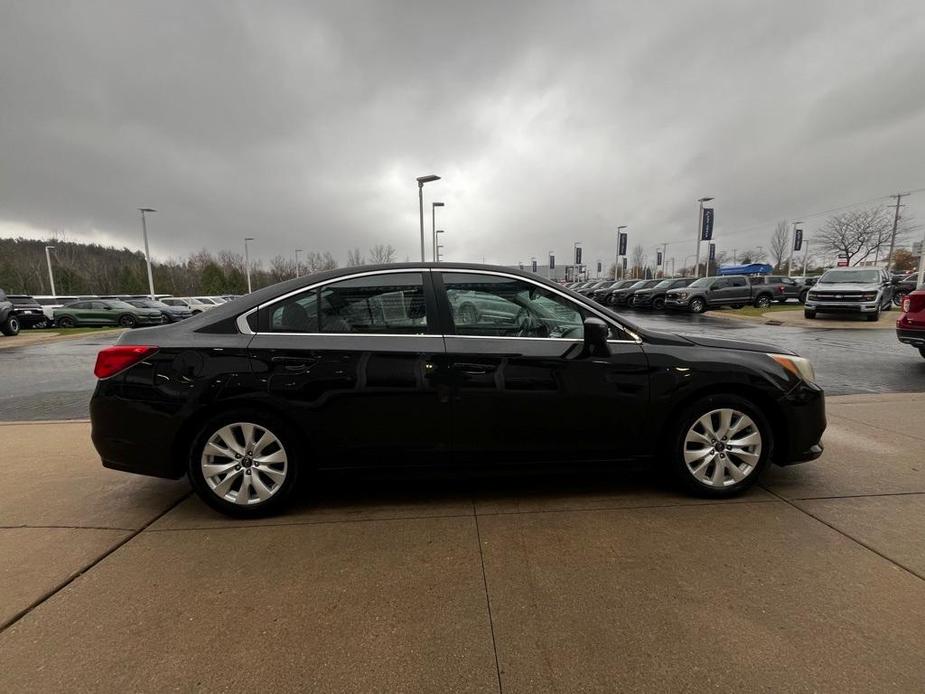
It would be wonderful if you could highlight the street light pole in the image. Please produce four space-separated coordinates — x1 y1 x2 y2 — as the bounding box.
416 175 441 262
431 202 444 262
138 208 157 299
244 237 255 293
435 230 445 261
694 197 714 278
44 245 57 296
294 249 303 277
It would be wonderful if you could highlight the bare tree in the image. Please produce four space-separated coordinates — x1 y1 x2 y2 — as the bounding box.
346 248 365 266
815 206 894 266
769 221 789 270
368 244 396 264
737 248 769 264
629 244 645 278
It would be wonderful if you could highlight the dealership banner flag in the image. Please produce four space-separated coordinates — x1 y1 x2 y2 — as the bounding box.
597 261 602 273
618 232 628 256
709 243 716 261
701 208 714 240
622 257 627 269
656 250 663 266
549 254 555 269
531 259 538 272
575 246 582 265
794 228 803 251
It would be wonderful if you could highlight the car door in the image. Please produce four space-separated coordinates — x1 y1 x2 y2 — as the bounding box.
246 270 450 467
434 270 650 465
706 278 731 305
90 301 115 324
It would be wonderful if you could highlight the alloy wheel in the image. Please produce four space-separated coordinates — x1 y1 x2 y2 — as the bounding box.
201 422 289 506
683 408 762 488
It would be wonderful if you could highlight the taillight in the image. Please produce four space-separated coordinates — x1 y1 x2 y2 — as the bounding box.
903 297 911 312
94 345 158 379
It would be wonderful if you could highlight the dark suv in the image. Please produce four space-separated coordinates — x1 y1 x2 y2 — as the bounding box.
7 294 48 328
630 277 695 310
90 263 825 517
752 276 804 304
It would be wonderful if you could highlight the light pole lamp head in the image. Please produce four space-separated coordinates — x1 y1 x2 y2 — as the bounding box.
617 225 627 231
139 207 156 213
45 245 55 251
417 174 441 186
433 201 445 208
436 229 445 234
698 197 714 203
244 237 255 242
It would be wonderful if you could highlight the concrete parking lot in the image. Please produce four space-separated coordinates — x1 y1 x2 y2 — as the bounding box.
1 392 924 692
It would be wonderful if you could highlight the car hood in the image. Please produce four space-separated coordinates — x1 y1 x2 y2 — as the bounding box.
811 282 879 292
680 334 794 355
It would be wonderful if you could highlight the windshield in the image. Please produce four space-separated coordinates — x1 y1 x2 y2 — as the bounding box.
133 300 168 309
819 269 881 284
688 277 711 288
107 301 135 309
652 280 672 289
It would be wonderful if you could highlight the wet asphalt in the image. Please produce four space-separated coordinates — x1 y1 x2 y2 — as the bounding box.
0 312 922 421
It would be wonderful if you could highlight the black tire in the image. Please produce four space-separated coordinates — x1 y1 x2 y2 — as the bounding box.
866 308 880 322
798 290 808 304
669 394 771 498
56 315 76 329
893 291 908 308
118 314 137 328
754 294 772 309
1 316 20 336
689 297 706 313
188 410 302 518
919 347 925 360
652 296 666 311
804 309 816 319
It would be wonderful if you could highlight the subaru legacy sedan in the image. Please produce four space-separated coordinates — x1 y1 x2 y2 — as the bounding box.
90 263 825 517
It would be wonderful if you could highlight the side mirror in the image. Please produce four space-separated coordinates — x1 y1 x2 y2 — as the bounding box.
582 317 610 356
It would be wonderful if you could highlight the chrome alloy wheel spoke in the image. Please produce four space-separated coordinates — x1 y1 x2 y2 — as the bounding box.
684 409 762 488
201 423 288 504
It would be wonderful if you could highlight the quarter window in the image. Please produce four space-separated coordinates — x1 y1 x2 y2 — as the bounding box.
268 272 429 334
442 272 595 339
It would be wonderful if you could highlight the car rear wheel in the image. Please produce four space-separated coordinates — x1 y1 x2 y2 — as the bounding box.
118 314 137 328
804 309 816 319
1 316 20 336
188 412 300 517
893 291 908 307
56 316 76 329
671 395 770 497
866 307 880 322
689 297 705 313
653 296 666 310
919 347 925 359
754 295 772 309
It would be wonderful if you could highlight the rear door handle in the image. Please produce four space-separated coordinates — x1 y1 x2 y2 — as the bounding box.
452 362 496 375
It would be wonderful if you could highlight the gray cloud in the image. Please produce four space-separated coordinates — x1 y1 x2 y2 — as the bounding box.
1 0 923 270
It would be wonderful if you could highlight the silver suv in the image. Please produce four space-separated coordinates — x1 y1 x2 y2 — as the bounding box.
804 268 893 321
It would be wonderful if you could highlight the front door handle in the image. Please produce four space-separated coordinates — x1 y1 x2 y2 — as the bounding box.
272 356 318 372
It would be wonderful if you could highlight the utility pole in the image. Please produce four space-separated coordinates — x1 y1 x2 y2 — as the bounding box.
885 193 908 274
660 242 668 277
802 240 811 278
244 237 254 293
44 245 57 296
138 208 157 299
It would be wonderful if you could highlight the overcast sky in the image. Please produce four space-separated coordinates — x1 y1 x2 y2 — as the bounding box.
1 0 924 270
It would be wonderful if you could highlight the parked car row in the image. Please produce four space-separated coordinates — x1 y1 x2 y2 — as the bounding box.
0 292 242 333
565 275 815 313
896 288 925 358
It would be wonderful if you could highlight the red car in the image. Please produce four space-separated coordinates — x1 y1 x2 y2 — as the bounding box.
896 288 925 358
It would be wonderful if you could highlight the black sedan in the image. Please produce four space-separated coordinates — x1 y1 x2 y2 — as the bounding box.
90 263 826 517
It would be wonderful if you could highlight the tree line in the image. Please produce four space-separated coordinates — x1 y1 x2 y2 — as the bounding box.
0 236 397 295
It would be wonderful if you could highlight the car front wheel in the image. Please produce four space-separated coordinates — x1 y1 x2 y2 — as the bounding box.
804 309 816 319
1 316 20 336
56 316 76 329
672 395 770 497
188 412 300 517
653 296 666 310
689 297 705 313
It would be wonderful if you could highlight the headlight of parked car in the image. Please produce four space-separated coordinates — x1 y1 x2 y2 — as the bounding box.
675 292 688 299
807 292 818 300
861 292 877 301
769 353 816 384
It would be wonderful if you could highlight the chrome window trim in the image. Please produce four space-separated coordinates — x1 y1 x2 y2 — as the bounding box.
235 266 642 344
236 268 430 336
438 268 642 343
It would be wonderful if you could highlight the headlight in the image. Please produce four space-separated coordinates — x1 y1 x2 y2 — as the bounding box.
861 292 877 301
807 292 818 300
769 353 816 383
676 292 688 299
